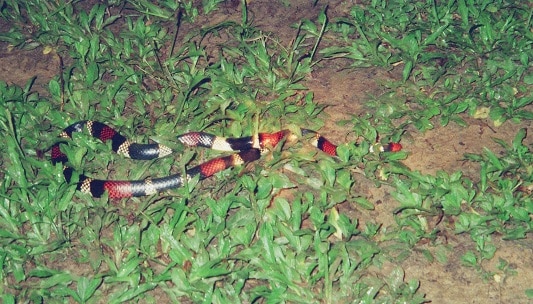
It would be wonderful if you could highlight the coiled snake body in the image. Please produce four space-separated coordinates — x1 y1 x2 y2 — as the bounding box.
51 121 402 198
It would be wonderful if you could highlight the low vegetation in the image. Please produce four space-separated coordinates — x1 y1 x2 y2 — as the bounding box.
0 0 531 302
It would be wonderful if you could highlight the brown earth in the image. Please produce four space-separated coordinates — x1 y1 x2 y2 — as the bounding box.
1 0 532 303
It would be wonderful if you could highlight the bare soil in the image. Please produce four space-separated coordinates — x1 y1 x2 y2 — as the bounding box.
1 0 532 303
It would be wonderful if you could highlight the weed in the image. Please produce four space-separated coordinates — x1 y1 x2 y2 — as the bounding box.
326 0 532 130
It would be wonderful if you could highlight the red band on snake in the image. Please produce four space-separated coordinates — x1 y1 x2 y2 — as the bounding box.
50 121 401 198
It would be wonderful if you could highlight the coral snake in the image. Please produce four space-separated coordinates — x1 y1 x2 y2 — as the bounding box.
50 120 402 198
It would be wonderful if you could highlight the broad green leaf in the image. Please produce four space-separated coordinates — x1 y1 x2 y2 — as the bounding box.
353 197 374 210
512 128 526 150
39 273 73 289
85 61 99 86
77 276 103 302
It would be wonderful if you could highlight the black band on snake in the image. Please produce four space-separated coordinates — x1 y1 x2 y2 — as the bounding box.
50 120 402 198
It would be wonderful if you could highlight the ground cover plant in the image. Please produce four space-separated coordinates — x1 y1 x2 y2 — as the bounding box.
0 0 532 302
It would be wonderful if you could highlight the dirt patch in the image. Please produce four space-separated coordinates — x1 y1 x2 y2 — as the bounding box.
403 118 533 177
0 45 58 95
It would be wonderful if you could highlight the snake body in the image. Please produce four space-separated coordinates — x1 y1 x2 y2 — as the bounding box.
51 121 401 198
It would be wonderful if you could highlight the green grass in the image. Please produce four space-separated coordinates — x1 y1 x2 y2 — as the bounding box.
0 0 532 302
326 0 533 129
